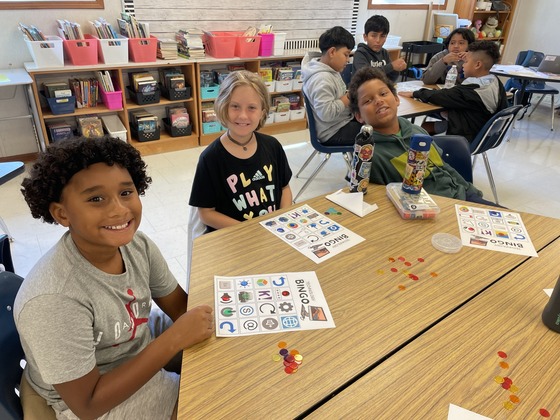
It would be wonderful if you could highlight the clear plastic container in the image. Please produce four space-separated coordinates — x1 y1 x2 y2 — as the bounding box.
386 182 440 219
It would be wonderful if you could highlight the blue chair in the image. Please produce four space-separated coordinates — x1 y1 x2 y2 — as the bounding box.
0 271 24 420
293 93 353 202
432 135 473 183
469 105 523 205
341 63 353 87
506 50 558 130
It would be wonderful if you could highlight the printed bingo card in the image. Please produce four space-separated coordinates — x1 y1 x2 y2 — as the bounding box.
455 205 537 257
259 205 365 263
215 272 335 337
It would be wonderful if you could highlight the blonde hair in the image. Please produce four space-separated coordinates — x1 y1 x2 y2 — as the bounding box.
214 70 270 131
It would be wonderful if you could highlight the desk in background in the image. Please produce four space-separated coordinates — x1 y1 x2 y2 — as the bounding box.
178 185 560 419
310 233 560 418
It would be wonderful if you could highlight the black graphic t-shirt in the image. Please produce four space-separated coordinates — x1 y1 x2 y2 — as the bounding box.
189 132 292 231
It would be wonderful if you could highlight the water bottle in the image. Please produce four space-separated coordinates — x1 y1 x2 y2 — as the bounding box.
349 124 374 194
542 275 560 333
444 65 458 88
402 134 432 195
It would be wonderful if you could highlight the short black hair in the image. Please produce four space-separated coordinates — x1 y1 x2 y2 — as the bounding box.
21 136 152 224
319 26 355 54
443 27 475 48
348 67 396 115
364 15 390 35
467 40 501 69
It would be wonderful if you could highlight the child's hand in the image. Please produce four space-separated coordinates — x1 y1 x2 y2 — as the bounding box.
398 91 414 98
443 52 464 65
392 58 407 72
174 304 214 348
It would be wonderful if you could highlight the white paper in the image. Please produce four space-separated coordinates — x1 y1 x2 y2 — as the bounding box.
326 189 378 217
545 289 553 297
448 404 493 420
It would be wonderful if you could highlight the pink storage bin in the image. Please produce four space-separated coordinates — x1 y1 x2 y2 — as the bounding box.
258 33 274 57
63 38 98 65
128 36 158 62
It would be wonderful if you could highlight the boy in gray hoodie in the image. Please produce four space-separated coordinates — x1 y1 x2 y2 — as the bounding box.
302 26 362 146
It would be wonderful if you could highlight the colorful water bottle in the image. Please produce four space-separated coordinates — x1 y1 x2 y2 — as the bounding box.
349 124 374 194
542 275 560 333
402 134 432 195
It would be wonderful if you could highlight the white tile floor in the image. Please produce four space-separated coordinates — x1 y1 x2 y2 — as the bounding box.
2 103 559 289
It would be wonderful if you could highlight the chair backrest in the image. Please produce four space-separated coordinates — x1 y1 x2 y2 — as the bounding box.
1 234 15 273
432 135 473 183
341 63 353 87
0 271 25 420
470 105 523 156
302 92 354 154
505 50 546 91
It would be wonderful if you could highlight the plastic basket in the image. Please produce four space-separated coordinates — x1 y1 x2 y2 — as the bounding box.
163 118 192 137
131 125 160 142
126 86 160 105
202 31 236 58
86 34 129 64
63 38 98 65
101 115 127 141
45 95 76 115
201 84 220 100
273 32 287 56
128 36 158 62
24 36 64 68
160 84 192 101
202 121 222 134
100 85 123 110
258 33 274 57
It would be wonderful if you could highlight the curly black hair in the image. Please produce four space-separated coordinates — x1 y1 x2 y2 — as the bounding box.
21 136 152 224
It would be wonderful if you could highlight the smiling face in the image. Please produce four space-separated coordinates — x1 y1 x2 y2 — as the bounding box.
355 78 400 135
49 162 142 260
225 85 265 141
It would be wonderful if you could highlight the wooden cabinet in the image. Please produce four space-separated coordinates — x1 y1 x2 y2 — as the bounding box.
454 0 517 55
25 53 307 157
25 60 200 156
196 54 307 146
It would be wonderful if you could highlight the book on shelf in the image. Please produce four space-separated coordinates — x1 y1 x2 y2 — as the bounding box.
46 121 73 143
76 115 104 138
166 106 190 128
95 70 116 93
158 68 186 91
43 81 70 98
54 89 73 98
129 72 156 92
157 38 178 60
129 109 158 133
90 18 121 46
69 78 99 108
18 23 48 43
137 80 158 94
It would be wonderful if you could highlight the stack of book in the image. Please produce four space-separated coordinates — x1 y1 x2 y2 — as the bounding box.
175 30 190 59
56 19 85 41
129 72 157 94
159 68 186 91
43 81 72 99
157 38 178 60
89 18 121 45
179 29 205 59
117 12 149 39
166 106 190 128
18 23 48 42
130 109 158 134
69 78 100 108
46 121 73 143
95 71 116 92
76 115 104 138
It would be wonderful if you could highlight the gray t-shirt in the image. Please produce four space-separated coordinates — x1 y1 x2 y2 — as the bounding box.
14 231 178 411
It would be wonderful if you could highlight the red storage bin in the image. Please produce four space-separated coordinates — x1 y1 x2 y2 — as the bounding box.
63 38 98 65
128 36 158 62
203 31 261 58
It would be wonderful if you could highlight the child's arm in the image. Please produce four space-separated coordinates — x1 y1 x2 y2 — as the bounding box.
53 303 213 419
279 185 293 209
153 284 188 320
198 207 240 230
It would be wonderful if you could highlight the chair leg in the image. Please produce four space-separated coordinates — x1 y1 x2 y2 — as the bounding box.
527 94 545 118
343 152 353 172
482 152 499 205
551 95 555 131
295 150 319 178
293 154 332 202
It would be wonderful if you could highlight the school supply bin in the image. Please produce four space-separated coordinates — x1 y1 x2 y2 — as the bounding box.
273 32 287 55
101 114 127 142
258 33 274 57
45 95 76 115
128 36 158 62
203 31 261 58
100 85 123 110
63 38 98 65
163 118 192 137
86 34 129 65
24 35 64 68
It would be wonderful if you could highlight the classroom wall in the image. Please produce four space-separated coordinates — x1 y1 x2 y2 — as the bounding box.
1 0 559 157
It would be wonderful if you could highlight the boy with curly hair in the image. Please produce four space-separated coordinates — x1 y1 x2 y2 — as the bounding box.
15 137 214 419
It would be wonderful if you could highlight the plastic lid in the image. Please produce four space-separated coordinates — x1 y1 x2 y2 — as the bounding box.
431 233 462 253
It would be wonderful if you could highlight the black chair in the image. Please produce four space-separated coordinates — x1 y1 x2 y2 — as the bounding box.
469 105 523 204
293 93 353 202
506 50 558 130
1 234 15 273
432 135 473 183
0 271 25 420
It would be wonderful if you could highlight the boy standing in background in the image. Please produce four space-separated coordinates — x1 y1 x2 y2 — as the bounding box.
352 15 407 82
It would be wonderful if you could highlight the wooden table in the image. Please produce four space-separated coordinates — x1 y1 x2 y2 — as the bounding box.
396 81 443 119
178 186 560 419
309 235 560 419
